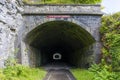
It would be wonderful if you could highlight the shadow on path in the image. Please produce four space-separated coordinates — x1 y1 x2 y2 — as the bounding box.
43 63 76 80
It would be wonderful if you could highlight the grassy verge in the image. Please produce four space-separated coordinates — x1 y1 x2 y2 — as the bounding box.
23 0 76 4
71 68 94 80
0 64 46 80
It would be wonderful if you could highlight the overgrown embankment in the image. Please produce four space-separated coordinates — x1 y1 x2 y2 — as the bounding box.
0 54 46 80
0 65 46 80
100 12 120 71
89 12 120 80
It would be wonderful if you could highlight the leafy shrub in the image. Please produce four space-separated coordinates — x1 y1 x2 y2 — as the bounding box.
90 12 120 80
0 64 46 80
0 49 46 80
100 12 120 71
89 64 120 80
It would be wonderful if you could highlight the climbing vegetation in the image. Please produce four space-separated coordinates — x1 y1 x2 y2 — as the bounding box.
90 12 120 80
23 0 102 4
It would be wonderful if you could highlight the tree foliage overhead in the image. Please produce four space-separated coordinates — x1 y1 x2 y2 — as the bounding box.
23 0 102 4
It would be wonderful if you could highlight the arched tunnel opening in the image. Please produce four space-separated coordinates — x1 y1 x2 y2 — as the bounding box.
25 21 95 68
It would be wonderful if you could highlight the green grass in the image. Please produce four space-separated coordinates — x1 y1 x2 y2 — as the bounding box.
71 69 94 80
23 0 77 4
0 64 47 80
23 0 101 4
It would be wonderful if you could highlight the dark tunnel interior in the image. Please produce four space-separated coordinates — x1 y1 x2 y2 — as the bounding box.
25 21 95 67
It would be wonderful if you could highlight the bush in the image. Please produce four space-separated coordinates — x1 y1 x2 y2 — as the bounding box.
0 64 46 80
100 12 120 71
0 50 46 80
89 12 120 80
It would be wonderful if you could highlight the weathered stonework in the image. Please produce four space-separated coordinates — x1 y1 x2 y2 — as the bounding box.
0 0 23 68
23 4 102 15
0 1 102 68
23 15 101 41
22 5 102 67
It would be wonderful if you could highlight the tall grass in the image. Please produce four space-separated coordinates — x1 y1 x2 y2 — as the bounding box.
0 64 46 80
23 0 75 4
71 69 94 80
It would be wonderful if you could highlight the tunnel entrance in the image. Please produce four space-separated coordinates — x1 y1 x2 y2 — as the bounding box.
25 21 95 68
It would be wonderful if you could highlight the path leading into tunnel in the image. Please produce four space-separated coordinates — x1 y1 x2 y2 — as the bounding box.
43 62 76 80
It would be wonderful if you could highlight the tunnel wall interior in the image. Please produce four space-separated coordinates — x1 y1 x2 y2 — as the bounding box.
24 21 95 68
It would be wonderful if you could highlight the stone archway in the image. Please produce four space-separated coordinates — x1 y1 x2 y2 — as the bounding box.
22 20 95 67
0 3 103 68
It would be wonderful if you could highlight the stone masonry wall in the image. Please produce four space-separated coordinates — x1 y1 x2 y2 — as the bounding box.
23 15 101 41
0 0 23 68
0 2 102 67
22 5 102 66
22 15 102 66
24 4 102 15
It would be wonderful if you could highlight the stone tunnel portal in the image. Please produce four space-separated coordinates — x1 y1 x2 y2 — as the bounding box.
25 21 95 68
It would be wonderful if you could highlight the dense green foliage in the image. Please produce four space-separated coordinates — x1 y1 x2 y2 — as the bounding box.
89 64 120 80
23 0 102 4
0 53 46 80
0 65 46 80
71 69 94 80
100 12 120 71
90 12 120 80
